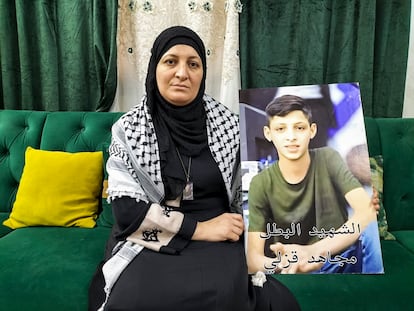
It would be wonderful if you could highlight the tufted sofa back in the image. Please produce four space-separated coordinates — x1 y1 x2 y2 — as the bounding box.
365 117 414 232
0 110 123 231
2 112 413 233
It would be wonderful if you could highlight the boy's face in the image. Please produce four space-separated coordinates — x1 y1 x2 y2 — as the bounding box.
264 110 317 161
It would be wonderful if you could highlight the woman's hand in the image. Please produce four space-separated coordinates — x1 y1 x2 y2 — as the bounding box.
192 213 244 242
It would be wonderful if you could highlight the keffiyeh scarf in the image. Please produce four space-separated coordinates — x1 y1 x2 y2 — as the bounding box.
98 94 241 310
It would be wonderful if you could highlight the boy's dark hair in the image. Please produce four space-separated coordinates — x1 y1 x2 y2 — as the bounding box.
265 95 313 124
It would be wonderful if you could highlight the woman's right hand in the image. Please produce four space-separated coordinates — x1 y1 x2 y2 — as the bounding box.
192 213 244 242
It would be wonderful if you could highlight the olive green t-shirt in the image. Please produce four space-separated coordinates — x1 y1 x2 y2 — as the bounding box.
248 147 361 244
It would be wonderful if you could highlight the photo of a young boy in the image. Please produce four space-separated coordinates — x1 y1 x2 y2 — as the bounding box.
244 89 383 274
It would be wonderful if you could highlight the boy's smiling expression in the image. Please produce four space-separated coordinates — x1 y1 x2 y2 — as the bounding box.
264 110 317 162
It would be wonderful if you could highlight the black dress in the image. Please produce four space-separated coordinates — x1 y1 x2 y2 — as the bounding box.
89 147 300 311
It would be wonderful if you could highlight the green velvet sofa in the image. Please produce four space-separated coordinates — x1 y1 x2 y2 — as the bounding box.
0 110 413 310
0 110 123 311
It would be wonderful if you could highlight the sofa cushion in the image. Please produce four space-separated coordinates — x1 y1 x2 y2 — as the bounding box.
375 118 414 231
3 147 103 229
39 111 122 153
0 227 110 310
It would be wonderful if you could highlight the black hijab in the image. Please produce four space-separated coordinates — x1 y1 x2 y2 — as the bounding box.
146 25 208 157
145 26 208 201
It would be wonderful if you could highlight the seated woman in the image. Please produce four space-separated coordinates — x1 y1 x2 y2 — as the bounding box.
88 26 301 311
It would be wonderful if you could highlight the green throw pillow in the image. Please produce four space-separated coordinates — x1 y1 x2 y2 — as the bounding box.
369 155 396 240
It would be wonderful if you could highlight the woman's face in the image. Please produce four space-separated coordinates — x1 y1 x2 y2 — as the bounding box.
156 44 203 106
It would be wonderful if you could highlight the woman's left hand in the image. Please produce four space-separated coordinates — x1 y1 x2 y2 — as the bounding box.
192 213 244 242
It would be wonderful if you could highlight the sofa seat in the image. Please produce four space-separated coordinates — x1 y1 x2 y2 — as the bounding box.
277 239 414 310
0 227 111 310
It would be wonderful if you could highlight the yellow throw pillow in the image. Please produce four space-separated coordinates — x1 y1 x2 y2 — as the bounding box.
3 147 103 229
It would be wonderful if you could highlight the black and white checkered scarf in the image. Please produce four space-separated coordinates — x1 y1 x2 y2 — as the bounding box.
107 94 241 213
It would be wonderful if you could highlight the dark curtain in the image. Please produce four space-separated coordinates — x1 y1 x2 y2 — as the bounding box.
0 0 117 111
240 0 411 117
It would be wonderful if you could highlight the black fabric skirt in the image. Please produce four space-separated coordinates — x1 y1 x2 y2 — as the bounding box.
89 240 300 311
89 147 300 310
